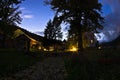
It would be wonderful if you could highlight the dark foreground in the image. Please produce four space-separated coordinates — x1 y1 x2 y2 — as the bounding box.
64 49 120 80
0 49 120 80
0 57 67 80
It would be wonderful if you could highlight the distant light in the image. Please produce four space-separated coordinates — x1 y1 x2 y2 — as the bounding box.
38 46 41 50
43 47 54 51
98 46 102 49
69 46 77 52
44 48 48 51
49 47 54 51
91 40 93 43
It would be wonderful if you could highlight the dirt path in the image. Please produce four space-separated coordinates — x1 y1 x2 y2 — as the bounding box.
1 57 67 80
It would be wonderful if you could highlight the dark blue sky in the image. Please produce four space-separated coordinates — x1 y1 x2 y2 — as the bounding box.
19 0 111 32
102 2 112 16
20 0 54 32
19 0 120 42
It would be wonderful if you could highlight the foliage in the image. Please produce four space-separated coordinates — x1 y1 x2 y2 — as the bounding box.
0 0 24 25
45 0 104 51
0 21 17 37
44 16 63 40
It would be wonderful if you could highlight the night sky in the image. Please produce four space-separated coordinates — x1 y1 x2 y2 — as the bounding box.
19 0 120 42
97 0 120 42
20 0 54 32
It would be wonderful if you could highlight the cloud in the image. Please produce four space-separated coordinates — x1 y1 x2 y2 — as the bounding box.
100 0 120 42
19 6 34 19
23 15 34 19
35 31 44 36
19 7 26 10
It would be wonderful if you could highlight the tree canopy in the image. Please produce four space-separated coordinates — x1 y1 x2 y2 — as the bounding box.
0 0 24 25
45 0 104 52
44 16 63 40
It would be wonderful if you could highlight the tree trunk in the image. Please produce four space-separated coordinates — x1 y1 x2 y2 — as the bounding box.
77 16 84 53
78 30 84 53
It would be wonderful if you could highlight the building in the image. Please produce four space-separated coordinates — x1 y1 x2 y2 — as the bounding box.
0 21 63 52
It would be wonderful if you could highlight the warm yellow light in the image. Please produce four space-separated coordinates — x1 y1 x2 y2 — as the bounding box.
44 48 48 51
70 46 77 52
38 46 41 50
49 47 54 51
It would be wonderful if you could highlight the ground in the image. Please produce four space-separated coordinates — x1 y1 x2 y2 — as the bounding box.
0 56 67 80
0 49 120 80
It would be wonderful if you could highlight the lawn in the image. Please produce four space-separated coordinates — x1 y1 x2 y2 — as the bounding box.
0 49 43 77
64 49 120 80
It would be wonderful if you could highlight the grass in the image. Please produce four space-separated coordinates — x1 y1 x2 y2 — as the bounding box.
64 48 120 80
0 48 120 79
0 49 43 77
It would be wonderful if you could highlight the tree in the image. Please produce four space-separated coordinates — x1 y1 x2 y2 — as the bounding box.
0 0 24 25
44 20 53 39
0 0 23 48
44 17 63 40
45 0 104 52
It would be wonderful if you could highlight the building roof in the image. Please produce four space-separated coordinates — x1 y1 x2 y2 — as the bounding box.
0 21 62 46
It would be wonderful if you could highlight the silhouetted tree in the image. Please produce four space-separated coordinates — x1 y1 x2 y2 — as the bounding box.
0 0 23 48
0 0 24 25
45 0 104 52
44 20 53 39
44 17 63 40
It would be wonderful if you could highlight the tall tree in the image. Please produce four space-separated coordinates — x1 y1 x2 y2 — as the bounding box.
44 17 62 40
44 20 54 39
0 0 24 25
45 0 104 52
